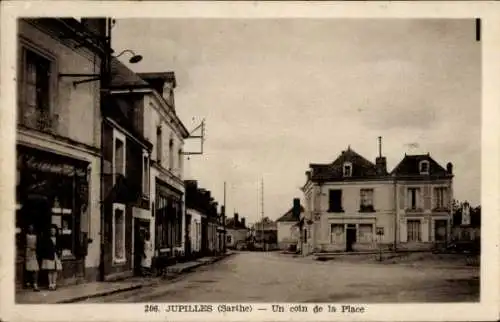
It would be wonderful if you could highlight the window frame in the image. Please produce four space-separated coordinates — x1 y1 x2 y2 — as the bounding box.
419 160 430 175
112 128 126 186
406 219 422 242
407 187 421 210
434 187 448 210
156 125 162 164
359 188 375 212
112 203 127 264
328 189 344 212
18 40 57 131
330 224 344 244
343 162 353 177
142 150 150 199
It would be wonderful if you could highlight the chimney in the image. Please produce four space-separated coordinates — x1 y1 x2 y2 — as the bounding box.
241 217 246 228
375 136 387 175
306 171 311 180
292 198 301 218
234 213 239 224
447 162 453 174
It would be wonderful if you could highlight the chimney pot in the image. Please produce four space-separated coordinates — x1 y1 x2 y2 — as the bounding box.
446 162 453 174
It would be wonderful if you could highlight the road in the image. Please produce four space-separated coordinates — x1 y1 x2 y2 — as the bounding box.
82 251 479 303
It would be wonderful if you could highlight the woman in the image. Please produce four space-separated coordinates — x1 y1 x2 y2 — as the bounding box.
40 225 62 290
141 231 153 276
24 224 40 291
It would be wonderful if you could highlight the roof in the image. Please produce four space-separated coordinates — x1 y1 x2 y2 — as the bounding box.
276 205 304 222
253 221 277 231
110 58 149 88
137 72 176 88
390 154 451 178
309 147 382 181
225 218 248 230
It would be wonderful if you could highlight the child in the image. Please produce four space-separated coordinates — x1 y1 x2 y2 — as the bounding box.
40 225 62 290
24 224 40 291
141 231 153 276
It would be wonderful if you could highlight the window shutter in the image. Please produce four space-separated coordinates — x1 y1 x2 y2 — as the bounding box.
399 186 405 209
423 185 431 210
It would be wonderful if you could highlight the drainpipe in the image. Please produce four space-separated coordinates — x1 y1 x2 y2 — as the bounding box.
393 179 398 252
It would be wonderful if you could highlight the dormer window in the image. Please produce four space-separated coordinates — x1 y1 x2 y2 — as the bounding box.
343 162 352 177
419 160 430 175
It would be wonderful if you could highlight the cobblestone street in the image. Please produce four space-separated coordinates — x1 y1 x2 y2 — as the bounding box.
82 252 479 303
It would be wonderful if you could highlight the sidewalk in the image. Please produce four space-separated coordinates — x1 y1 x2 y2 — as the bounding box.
16 251 234 304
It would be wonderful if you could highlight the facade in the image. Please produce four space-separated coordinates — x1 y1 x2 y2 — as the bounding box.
301 145 453 254
185 181 223 257
225 213 249 250
16 18 105 286
100 58 154 280
276 204 303 250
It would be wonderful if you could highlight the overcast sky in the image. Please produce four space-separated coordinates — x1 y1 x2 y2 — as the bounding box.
113 19 481 224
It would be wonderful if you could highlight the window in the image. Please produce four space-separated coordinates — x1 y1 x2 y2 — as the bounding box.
360 189 375 212
359 224 373 243
226 235 232 243
330 224 344 244
112 204 126 263
113 129 126 185
51 196 75 257
156 126 162 164
407 220 421 242
419 160 430 174
142 152 149 197
20 49 52 130
343 162 352 177
169 139 174 170
328 189 343 212
407 188 421 210
434 187 447 209
178 149 183 174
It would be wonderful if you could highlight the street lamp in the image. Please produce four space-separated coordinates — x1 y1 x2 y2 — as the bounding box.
115 49 143 64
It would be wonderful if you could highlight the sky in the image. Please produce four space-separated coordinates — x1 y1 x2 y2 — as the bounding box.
112 19 481 225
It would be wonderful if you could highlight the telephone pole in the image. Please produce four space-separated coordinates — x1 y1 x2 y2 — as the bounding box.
261 178 265 251
223 181 227 253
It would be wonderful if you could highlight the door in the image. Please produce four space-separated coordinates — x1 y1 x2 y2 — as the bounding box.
346 225 357 252
185 214 192 258
133 218 149 276
434 219 447 243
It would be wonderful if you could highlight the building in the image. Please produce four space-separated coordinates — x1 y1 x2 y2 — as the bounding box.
276 200 303 250
136 72 190 267
16 18 105 286
301 142 453 254
225 213 249 250
99 58 154 280
185 181 223 258
253 218 278 250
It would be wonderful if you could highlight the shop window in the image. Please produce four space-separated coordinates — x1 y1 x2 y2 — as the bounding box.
142 151 149 198
407 220 421 242
330 224 344 244
112 203 126 263
359 224 373 243
113 129 126 185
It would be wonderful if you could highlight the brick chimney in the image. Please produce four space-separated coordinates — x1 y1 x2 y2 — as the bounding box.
375 136 387 175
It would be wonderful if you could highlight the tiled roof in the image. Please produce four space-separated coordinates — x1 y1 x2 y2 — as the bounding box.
309 147 381 181
109 58 150 88
390 154 450 177
276 205 304 222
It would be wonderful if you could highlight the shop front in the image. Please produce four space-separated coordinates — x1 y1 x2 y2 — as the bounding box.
16 145 90 287
154 179 184 267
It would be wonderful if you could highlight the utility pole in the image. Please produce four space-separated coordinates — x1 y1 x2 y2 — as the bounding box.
223 181 227 253
261 178 265 251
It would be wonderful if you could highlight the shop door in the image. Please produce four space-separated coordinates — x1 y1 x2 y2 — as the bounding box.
133 218 149 275
346 224 357 252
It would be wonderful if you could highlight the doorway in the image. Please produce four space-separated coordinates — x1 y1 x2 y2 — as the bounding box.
185 214 192 259
346 224 357 252
434 219 448 243
133 218 150 276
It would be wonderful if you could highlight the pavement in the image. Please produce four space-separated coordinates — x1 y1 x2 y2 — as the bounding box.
80 251 480 303
16 252 234 304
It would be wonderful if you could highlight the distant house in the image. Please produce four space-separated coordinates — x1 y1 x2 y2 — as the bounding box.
302 142 453 254
276 203 303 250
451 203 480 241
225 213 249 250
253 218 278 247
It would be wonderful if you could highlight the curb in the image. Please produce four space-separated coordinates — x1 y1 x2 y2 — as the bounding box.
56 281 157 304
61 253 235 303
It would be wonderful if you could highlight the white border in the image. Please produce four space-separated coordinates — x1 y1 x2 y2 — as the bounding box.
1 1 499 322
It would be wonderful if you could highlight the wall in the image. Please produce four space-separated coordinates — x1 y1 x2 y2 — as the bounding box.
18 20 101 149
227 228 248 248
277 222 299 249
187 208 202 252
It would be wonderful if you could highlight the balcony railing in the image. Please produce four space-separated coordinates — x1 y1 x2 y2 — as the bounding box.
19 107 59 134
